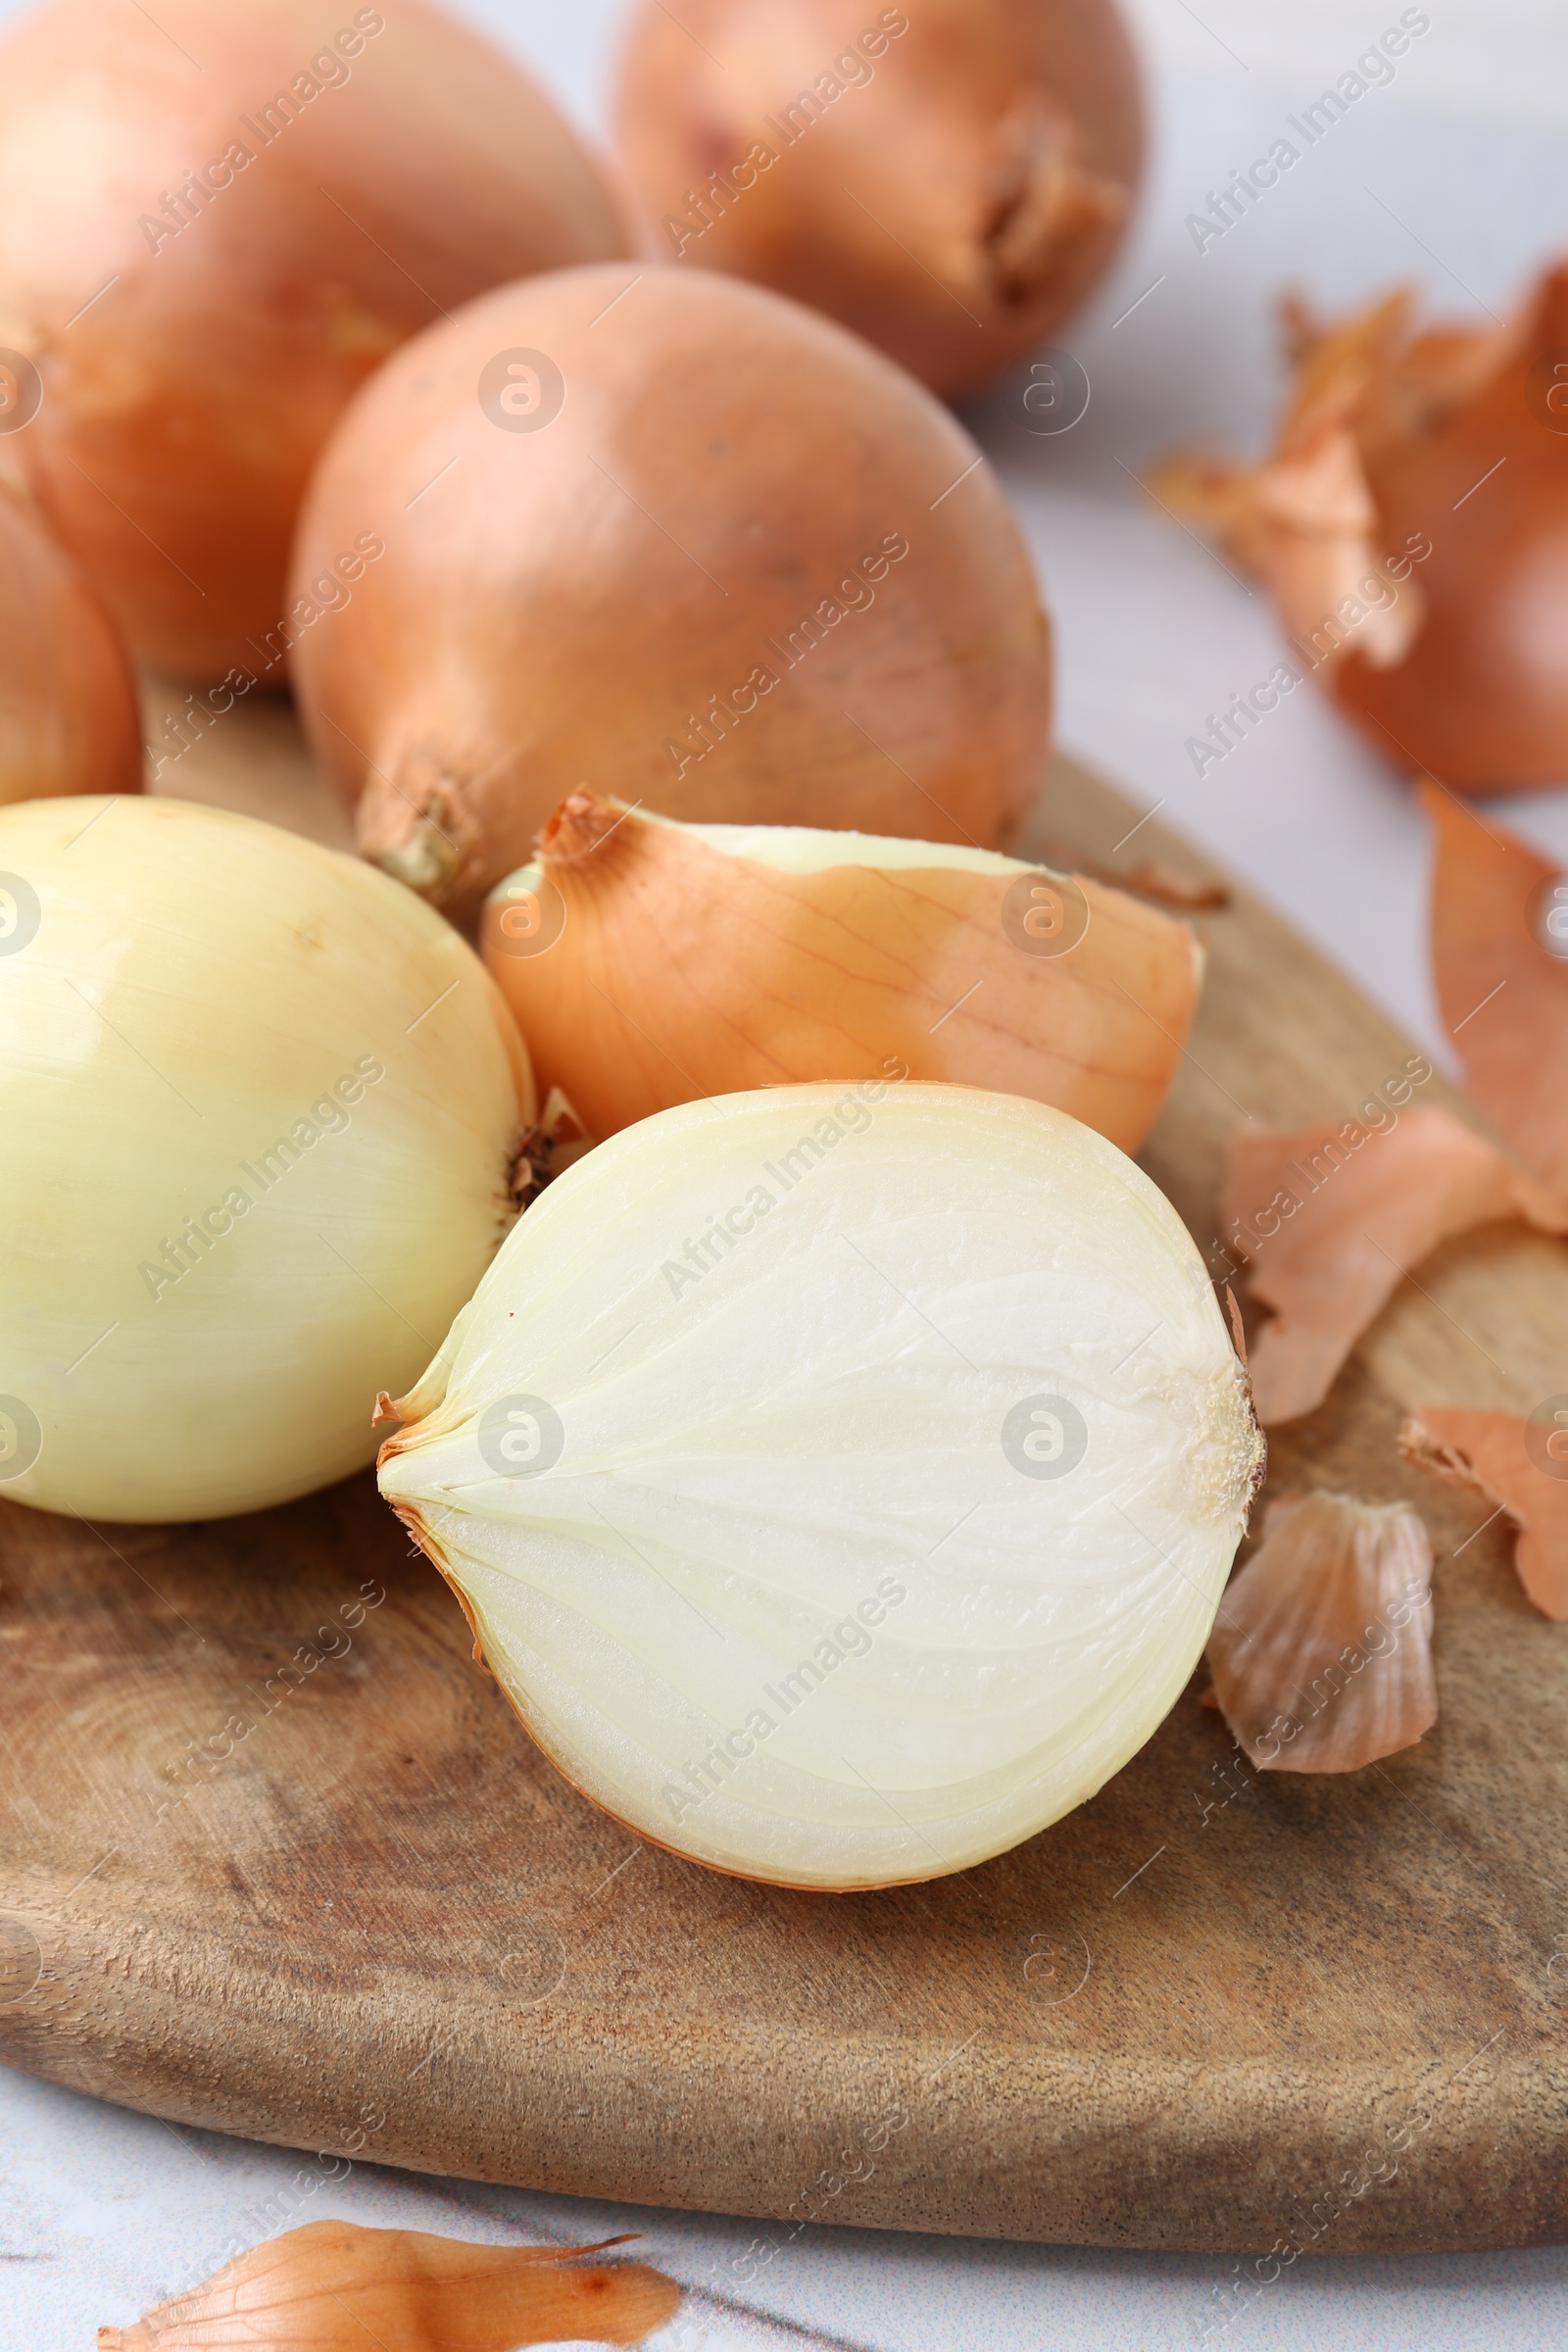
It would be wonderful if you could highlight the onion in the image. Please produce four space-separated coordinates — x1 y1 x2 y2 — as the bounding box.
377 1084 1262 1891
613 0 1144 399
0 480 142 804
483 791 1200 1153
0 0 629 677
0 794 529 1523
1152 265 1568 790
293 264 1052 920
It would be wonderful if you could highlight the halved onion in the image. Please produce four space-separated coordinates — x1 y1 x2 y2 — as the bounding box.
292 264 1052 920
0 795 529 1522
1 481 142 804
0 0 629 675
483 792 1201 1152
377 1084 1262 1891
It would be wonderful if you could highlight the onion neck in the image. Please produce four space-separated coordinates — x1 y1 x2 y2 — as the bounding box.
979 100 1130 312
538 788 636 869
355 764 466 901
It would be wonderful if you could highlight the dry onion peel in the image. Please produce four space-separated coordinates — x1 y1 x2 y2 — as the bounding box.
377 1083 1263 1891
1221 1104 1567 1426
1148 290 1426 679
483 792 1201 1153
1422 779 1568 1202
1115 858 1229 913
1400 1408 1568 1622
1029 831 1229 911
0 795 529 1522
0 481 142 804
1151 264 1568 789
1205 1491 1436 1774
96 2221 679 2350
0 0 629 674
613 0 1144 399
293 264 1051 920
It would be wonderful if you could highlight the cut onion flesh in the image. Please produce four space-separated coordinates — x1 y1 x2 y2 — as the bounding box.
378 1085 1262 1890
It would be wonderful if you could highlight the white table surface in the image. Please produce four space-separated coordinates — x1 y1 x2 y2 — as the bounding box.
5 4 1568 2345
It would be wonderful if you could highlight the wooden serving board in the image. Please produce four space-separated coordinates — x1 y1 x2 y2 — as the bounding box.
3 696 1567 2256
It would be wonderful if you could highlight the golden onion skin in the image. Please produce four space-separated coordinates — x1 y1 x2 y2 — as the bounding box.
1151 268 1568 793
98 2223 683 2352
0 795 530 1522
0 0 630 676
483 793 1201 1153
292 265 1053 920
1337 265 1568 789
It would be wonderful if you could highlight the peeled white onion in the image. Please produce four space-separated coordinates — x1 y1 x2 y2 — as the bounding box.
0 796 529 1522
378 1084 1262 1890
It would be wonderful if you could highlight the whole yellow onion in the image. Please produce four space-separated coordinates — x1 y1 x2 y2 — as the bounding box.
0 0 629 676
614 0 1144 399
0 482 143 807
291 265 1052 920
0 796 529 1522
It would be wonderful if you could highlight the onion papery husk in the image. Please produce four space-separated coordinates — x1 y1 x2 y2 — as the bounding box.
1422 780 1568 1202
1206 1492 1437 1774
483 792 1200 1152
291 265 1052 922
1401 1408 1568 1622
1150 264 1568 790
378 1083 1263 1892
0 480 142 804
0 794 529 1522
1221 1105 1568 1426
0 0 629 677
96 2222 680 2350
612 0 1144 400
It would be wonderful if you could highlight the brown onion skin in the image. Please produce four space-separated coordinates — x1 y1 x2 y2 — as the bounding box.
1335 265 1568 789
613 0 1144 400
292 264 1053 921
485 791 1199 1154
0 0 629 680
0 481 142 802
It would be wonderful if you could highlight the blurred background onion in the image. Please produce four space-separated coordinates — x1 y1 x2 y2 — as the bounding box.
0 477 142 803
613 0 1145 398
0 0 630 678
